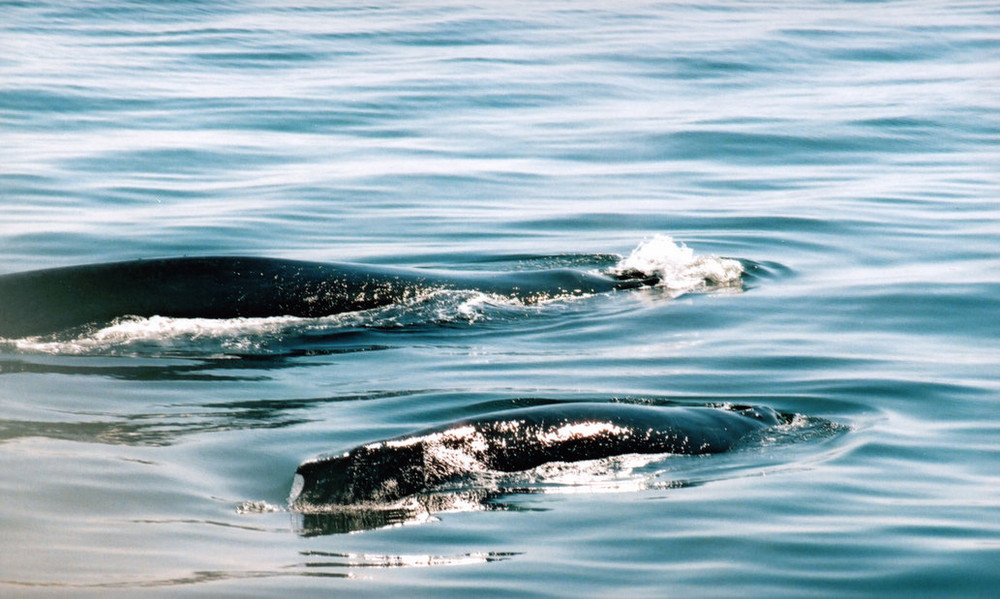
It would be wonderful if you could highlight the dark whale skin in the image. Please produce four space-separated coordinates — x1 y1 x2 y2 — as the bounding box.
0 256 648 338
292 403 781 508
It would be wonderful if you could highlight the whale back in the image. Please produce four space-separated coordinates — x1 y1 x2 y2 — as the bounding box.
0 257 629 338
292 404 781 508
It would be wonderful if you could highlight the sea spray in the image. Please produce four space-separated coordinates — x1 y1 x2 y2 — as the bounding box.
610 236 743 293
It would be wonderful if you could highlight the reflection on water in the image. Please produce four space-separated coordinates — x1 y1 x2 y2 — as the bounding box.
0 390 410 446
0 344 391 379
297 549 521 568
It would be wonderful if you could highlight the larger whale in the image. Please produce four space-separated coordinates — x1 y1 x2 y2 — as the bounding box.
291 403 782 509
0 256 659 338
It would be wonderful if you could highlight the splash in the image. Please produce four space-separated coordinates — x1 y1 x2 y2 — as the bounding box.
610 235 744 294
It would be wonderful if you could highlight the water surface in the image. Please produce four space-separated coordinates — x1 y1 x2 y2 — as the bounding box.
1 1 999 597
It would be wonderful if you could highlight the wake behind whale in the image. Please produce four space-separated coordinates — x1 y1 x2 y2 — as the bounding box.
0 237 745 340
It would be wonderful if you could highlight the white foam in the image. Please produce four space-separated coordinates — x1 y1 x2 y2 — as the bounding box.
11 314 312 356
610 235 744 294
7 290 515 356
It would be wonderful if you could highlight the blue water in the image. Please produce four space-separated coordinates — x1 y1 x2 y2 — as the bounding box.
2 1 999 596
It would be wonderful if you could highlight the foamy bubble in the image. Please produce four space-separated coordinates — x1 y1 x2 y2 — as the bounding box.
610 235 743 293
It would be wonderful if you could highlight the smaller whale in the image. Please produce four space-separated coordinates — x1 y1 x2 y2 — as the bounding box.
291 403 781 509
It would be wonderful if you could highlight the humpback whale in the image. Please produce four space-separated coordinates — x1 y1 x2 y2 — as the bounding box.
0 256 658 338
291 403 782 509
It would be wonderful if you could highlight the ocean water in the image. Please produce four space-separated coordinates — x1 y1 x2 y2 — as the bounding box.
2 1 999 597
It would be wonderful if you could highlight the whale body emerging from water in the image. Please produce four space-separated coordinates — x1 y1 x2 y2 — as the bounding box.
0 256 659 338
291 403 782 509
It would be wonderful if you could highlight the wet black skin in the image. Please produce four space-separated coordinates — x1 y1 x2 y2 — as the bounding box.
0 256 654 338
291 403 782 508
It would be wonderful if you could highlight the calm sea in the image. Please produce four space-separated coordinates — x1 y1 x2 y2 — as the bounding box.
2 1 999 597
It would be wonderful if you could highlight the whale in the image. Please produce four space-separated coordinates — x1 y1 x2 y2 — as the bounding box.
290 403 782 509
0 256 659 338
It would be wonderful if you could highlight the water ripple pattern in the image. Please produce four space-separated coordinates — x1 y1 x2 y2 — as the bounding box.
1 2 999 598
